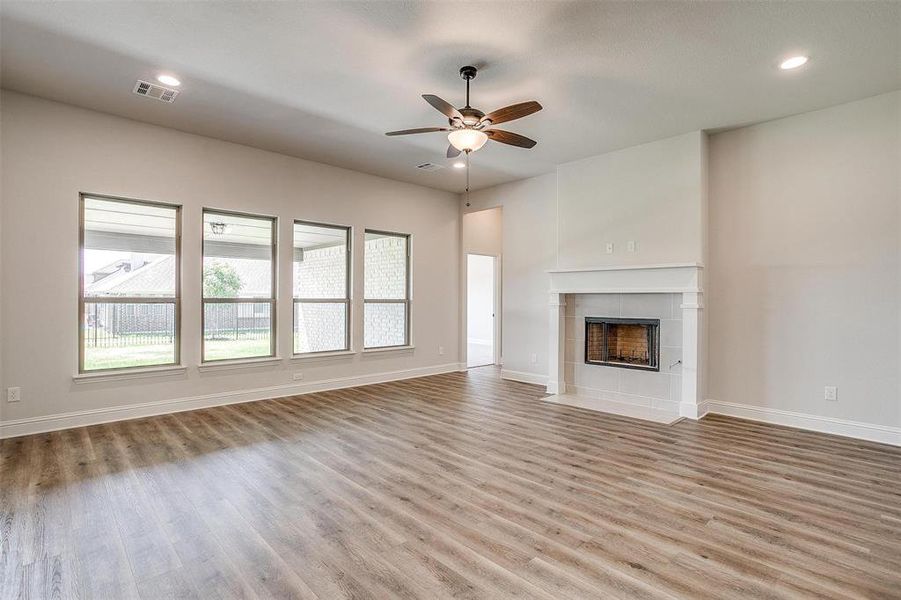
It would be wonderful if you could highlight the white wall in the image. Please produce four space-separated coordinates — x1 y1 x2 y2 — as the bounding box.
557 131 707 268
462 207 502 256
707 91 900 428
463 174 557 382
0 91 460 431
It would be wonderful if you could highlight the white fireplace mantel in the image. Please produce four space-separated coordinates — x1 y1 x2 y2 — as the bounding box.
548 262 703 295
547 263 706 420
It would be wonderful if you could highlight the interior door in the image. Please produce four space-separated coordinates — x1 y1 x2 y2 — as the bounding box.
467 254 496 368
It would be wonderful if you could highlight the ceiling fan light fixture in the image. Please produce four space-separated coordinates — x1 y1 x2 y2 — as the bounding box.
448 129 488 152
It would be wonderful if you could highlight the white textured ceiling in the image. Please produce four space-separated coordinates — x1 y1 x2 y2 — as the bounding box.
2 1 899 192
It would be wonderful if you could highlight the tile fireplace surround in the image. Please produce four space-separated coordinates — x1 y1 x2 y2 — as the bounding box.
547 263 705 423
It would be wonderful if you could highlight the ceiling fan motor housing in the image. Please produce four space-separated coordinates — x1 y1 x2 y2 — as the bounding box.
455 107 485 127
459 66 478 80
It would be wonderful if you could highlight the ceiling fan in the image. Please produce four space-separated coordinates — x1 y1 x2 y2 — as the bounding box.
386 66 542 158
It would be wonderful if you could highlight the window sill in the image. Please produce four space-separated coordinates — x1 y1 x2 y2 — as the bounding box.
362 345 415 354
291 350 356 360
73 364 187 383
197 356 283 372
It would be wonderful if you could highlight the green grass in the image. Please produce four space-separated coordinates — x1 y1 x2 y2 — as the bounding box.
84 344 175 371
83 337 271 370
203 337 272 361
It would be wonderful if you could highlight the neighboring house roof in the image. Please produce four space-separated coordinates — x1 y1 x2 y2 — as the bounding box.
87 255 176 296
86 255 271 296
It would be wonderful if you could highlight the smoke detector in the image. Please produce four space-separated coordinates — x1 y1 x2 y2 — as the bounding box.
133 80 179 103
416 162 444 172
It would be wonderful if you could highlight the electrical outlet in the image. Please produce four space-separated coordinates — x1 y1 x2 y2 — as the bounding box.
439 346 445 356
530 353 538 364
824 386 837 401
7 387 21 403
627 240 637 252
293 372 304 381
605 242 614 254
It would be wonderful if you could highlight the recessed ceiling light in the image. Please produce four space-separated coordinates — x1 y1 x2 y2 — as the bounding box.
453 162 466 169
779 56 808 70
157 74 181 86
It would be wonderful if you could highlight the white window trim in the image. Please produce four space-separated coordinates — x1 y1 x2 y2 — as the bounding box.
291 349 356 360
196 356 283 372
361 345 415 354
73 364 187 383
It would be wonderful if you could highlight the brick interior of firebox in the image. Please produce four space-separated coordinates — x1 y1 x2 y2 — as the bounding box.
587 323 650 365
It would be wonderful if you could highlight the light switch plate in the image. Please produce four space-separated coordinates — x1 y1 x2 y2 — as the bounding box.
605 242 614 254
7 387 21 403
824 386 837 401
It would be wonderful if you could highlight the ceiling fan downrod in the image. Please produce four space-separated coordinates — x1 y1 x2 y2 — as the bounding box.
460 66 477 109
465 149 471 207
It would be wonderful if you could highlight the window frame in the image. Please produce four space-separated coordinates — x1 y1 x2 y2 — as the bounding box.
78 192 182 374
292 220 353 356
363 228 412 349
201 208 278 363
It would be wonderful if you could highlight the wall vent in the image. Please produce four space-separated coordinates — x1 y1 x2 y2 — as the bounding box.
416 162 444 172
133 80 179 103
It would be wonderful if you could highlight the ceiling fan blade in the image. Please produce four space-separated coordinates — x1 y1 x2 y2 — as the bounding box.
446 144 461 158
480 101 542 126
385 127 449 136
485 129 537 149
422 94 463 121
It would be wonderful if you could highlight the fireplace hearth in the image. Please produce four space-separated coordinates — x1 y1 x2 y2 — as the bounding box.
585 317 660 371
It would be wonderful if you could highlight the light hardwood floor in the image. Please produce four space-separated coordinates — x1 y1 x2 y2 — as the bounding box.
2 368 900 599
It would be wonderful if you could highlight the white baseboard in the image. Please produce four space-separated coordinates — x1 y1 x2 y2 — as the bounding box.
0 362 462 439
704 400 901 447
500 369 548 386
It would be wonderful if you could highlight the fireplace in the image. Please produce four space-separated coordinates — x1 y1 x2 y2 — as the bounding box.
585 317 660 371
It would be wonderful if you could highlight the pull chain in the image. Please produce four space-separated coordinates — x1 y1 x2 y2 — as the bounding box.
465 150 471 207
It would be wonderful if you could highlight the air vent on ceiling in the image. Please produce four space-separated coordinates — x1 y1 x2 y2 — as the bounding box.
133 80 179 103
416 162 444 172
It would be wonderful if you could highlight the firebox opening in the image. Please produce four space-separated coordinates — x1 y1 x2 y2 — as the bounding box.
585 317 660 371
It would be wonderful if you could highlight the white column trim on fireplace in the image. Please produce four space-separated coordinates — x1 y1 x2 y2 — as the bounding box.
679 291 705 419
547 263 705 421
547 294 567 395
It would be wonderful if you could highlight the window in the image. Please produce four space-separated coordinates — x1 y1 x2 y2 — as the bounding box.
293 221 351 354
202 210 277 362
364 230 410 348
79 194 180 372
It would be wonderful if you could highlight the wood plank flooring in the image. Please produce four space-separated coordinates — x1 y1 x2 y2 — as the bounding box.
2 368 900 599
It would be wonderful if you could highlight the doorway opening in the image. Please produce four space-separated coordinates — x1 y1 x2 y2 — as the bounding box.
466 253 497 368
